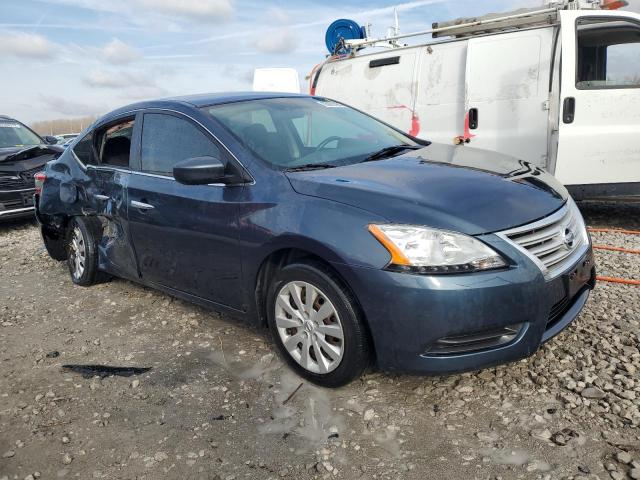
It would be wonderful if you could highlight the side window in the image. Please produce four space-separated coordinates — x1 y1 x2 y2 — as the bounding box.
72 133 97 165
140 114 221 176
98 118 135 168
577 18 640 89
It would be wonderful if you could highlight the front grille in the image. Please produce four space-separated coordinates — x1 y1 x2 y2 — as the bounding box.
498 200 589 279
0 166 40 190
0 198 24 210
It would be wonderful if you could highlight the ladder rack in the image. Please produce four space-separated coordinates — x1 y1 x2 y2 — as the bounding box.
345 0 603 50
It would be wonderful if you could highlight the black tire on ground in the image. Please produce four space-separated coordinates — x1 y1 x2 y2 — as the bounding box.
41 225 67 261
66 216 107 286
266 261 371 388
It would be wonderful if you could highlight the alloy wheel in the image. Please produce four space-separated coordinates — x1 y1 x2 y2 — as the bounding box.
70 226 86 280
274 281 345 374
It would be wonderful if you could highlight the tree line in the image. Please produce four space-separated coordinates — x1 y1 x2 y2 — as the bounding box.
30 115 101 136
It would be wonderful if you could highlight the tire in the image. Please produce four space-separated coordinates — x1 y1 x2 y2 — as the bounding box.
266 262 371 387
66 216 106 286
41 225 67 261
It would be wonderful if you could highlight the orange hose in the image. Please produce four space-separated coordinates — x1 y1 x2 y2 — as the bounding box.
593 245 640 254
588 227 640 235
597 276 640 286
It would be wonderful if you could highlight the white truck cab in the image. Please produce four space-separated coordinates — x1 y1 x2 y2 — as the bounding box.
311 0 640 199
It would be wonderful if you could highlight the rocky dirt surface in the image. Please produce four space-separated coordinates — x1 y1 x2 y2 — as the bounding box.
1 201 638 480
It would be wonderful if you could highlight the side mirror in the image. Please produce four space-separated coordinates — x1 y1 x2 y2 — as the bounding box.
173 156 227 185
43 135 58 145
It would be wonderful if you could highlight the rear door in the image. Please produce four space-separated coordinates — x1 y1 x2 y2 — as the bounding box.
80 116 140 280
555 10 640 189
465 28 554 166
127 111 244 310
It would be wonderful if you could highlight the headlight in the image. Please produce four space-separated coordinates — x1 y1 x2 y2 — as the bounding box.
368 224 507 274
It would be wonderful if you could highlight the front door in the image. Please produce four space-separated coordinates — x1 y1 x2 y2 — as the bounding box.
127 111 244 310
465 28 554 167
555 10 640 189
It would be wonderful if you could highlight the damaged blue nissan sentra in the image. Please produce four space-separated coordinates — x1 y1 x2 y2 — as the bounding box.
35 93 595 387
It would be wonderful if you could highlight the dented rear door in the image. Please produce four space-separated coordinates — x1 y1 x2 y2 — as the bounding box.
84 115 141 280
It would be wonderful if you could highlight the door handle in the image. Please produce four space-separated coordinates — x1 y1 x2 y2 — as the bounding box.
131 200 155 210
468 108 479 130
563 97 576 124
93 194 111 201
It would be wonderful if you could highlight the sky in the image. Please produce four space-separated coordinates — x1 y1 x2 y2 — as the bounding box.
0 0 639 123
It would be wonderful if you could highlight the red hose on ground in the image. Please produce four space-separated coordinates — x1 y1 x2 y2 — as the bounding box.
593 245 640 254
588 227 640 235
597 276 640 286
586 227 639 285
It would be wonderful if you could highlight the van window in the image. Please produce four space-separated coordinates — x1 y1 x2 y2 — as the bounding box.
577 18 640 89
140 113 220 177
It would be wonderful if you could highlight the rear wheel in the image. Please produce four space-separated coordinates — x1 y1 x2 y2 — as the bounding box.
66 217 105 286
266 262 370 387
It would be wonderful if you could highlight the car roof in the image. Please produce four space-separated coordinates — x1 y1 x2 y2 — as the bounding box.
105 92 311 120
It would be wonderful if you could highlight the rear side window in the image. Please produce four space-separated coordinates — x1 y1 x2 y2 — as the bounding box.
98 118 134 168
577 18 640 89
73 133 97 165
140 113 220 177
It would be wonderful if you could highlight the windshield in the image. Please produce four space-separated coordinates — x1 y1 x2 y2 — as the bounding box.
0 120 42 149
204 97 418 169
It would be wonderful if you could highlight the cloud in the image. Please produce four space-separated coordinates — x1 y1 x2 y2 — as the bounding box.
83 68 169 101
0 31 56 59
39 95 106 117
135 0 233 22
102 38 141 64
253 30 296 54
83 68 155 88
267 7 290 24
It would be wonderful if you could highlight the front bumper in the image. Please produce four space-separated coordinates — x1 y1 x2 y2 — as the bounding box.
335 243 595 375
0 189 36 220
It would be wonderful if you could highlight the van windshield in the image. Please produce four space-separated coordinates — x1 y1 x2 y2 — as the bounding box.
0 120 43 149
204 97 418 170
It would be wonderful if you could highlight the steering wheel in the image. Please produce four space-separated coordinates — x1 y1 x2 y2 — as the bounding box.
313 136 342 153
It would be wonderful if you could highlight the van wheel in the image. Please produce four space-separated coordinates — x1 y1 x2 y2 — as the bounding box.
41 225 67 261
266 262 370 387
66 217 106 286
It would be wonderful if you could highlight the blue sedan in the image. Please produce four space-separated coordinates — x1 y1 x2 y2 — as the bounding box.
35 93 595 387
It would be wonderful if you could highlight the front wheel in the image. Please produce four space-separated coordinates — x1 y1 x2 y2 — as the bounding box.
266 262 371 387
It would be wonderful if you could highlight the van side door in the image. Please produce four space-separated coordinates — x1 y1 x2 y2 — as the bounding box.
556 10 640 196
464 28 555 167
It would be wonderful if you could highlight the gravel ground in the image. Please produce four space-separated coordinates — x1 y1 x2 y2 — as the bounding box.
0 201 638 480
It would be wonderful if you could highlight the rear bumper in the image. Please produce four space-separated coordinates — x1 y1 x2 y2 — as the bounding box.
0 189 36 220
334 245 595 375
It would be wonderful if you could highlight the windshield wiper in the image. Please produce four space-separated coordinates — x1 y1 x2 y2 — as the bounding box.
284 164 338 172
362 144 422 163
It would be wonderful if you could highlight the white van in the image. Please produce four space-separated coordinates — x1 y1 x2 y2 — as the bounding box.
312 0 640 199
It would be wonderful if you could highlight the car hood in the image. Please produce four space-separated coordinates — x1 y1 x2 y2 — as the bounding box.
285 143 568 235
0 145 62 175
0 145 63 163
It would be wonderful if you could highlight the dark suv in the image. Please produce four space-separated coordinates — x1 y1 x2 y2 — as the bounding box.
36 93 595 387
0 115 61 220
